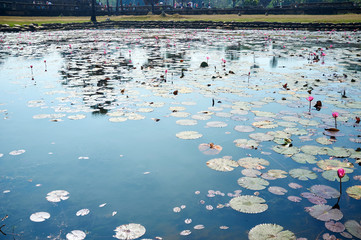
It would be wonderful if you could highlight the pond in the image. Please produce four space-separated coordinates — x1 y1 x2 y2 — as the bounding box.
0 28 361 240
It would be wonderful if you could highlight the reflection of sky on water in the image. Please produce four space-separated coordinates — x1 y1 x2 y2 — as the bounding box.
0 28 361 239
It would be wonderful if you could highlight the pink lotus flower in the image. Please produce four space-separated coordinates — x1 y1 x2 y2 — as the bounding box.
332 112 339 118
307 96 314 102
165 69 168 74
337 168 345 179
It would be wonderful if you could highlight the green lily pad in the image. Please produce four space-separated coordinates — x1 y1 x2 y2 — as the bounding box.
346 185 361 200
317 159 354 173
237 177 269 190
322 170 350 182
300 145 329 155
238 157 270 170
266 169 288 179
249 133 274 142
248 224 296 240
272 145 299 156
234 139 259 149
316 137 334 145
345 220 361 239
291 153 317 164
308 205 343 222
229 195 268 214
206 158 238 172
289 169 317 181
327 147 352 158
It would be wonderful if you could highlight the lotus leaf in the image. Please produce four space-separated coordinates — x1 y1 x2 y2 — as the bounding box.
284 128 308 135
137 108 153 113
278 121 297 128
291 153 317 164
176 119 198 126
234 139 259 149
288 196 302 202
206 158 238 172
327 147 351 158
206 121 228 128
113 223 146 240
346 185 361 200
322 170 350 182
288 182 303 189
248 223 296 240
230 109 248 115
308 205 343 222
310 185 340 199
170 106 186 111
46 190 70 202
317 159 353 173
238 157 270 169
242 169 262 177
234 125 255 133
281 116 300 122
252 111 276 118
198 143 222 155
273 145 300 156
301 145 329 155
170 112 191 118
266 170 288 179
192 114 211 120
325 221 345 233
229 195 268 214
109 117 127 122
76 209 90 216
125 113 145 120
30 212 50 222
289 169 317 181
252 121 278 129
345 220 361 239
180 230 191 236
267 131 291 139
216 112 232 118
268 186 288 195
176 131 202 140
316 137 334 145
298 119 319 126
237 177 269 190
66 230 86 240
249 133 274 142
68 114 86 120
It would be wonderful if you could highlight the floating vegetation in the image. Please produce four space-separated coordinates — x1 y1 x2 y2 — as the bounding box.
345 220 361 239
113 223 146 240
30 212 50 222
237 177 269 190
237 157 269 170
198 143 222 155
229 195 268 214
176 131 202 140
66 230 87 240
248 223 296 240
289 169 317 181
346 185 361 200
76 209 90 216
310 185 340 199
46 190 70 202
206 158 238 172
307 205 343 222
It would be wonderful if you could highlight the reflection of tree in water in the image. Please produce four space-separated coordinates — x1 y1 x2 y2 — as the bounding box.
270 56 278 68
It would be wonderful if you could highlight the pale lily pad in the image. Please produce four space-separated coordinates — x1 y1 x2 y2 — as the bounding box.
325 221 345 233
268 186 287 195
242 169 262 177
9 149 26 155
268 131 291 139
308 205 343 222
170 112 190 118
252 121 278 129
68 114 86 120
198 143 222 155
249 133 274 142
66 230 86 240
346 185 361 200
176 131 202 140
234 139 259 149
284 127 308 135
289 169 317 181
192 114 211 120
234 125 255 133
206 121 227 128
237 177 269 190
229 195 268 214
288 182 303 189
113 223 146 240
291 153 317 164
76 209 90 216
301 145 329 155
238 157 270 170
30 212 50 222
345 220 361 239
298 119 319 126
316 137 334 145
327 147 351 158
125 113 145 120
176 119 198 126
266 170 288 179
310 185 340 199
322 170 350 182
317 159 353 173
272 145 299 156
288 196 302 202
252 111 276 118
180 230 191 236
206 158 238 172
46 190 70 202
278 121 297 128
248 223 296 240
109 117 127 122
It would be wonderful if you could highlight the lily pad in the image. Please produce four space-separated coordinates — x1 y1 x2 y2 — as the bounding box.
66 230 86 240
322 170 350 182
310 185 340 199
249 133 274 142
206 121 227 128
308 205 343 222
345 220 361 239
300 145 329 155
176 131 202 140
291 153 317 164
206 158 238 172
317 159 353 173
316 137 334 145
248 223 296 240
289 169 317 181
198 143 222 155
176 119 198 126
266 169 288 179
237 157 270 170
325 221 345 233
272 145 299 156
234 125 255 133
346 185 361 200
234 139 259 149
46 190 70 202
76 209 90 216
229 195 268 214
113 223 146 240
237 177 269 190
268 186 288 195
30 212 50 222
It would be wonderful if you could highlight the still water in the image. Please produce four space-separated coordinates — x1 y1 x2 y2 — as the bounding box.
0 28 361 239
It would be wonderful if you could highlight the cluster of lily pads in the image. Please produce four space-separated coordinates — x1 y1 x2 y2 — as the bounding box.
1 27 361 239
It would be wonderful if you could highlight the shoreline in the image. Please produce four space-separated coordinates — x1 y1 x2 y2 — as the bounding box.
1 20 360 32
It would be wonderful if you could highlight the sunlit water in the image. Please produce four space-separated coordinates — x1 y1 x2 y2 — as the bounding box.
0 28 361 239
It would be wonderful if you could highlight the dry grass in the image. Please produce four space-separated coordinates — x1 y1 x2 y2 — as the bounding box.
1 14 361 26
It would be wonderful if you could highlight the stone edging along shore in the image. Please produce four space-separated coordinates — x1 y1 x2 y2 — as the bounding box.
1 20 360 32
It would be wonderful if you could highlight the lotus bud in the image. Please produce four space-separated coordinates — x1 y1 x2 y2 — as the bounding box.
337 168 345 179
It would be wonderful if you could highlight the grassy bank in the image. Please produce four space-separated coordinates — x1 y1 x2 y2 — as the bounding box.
1 14 361 27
